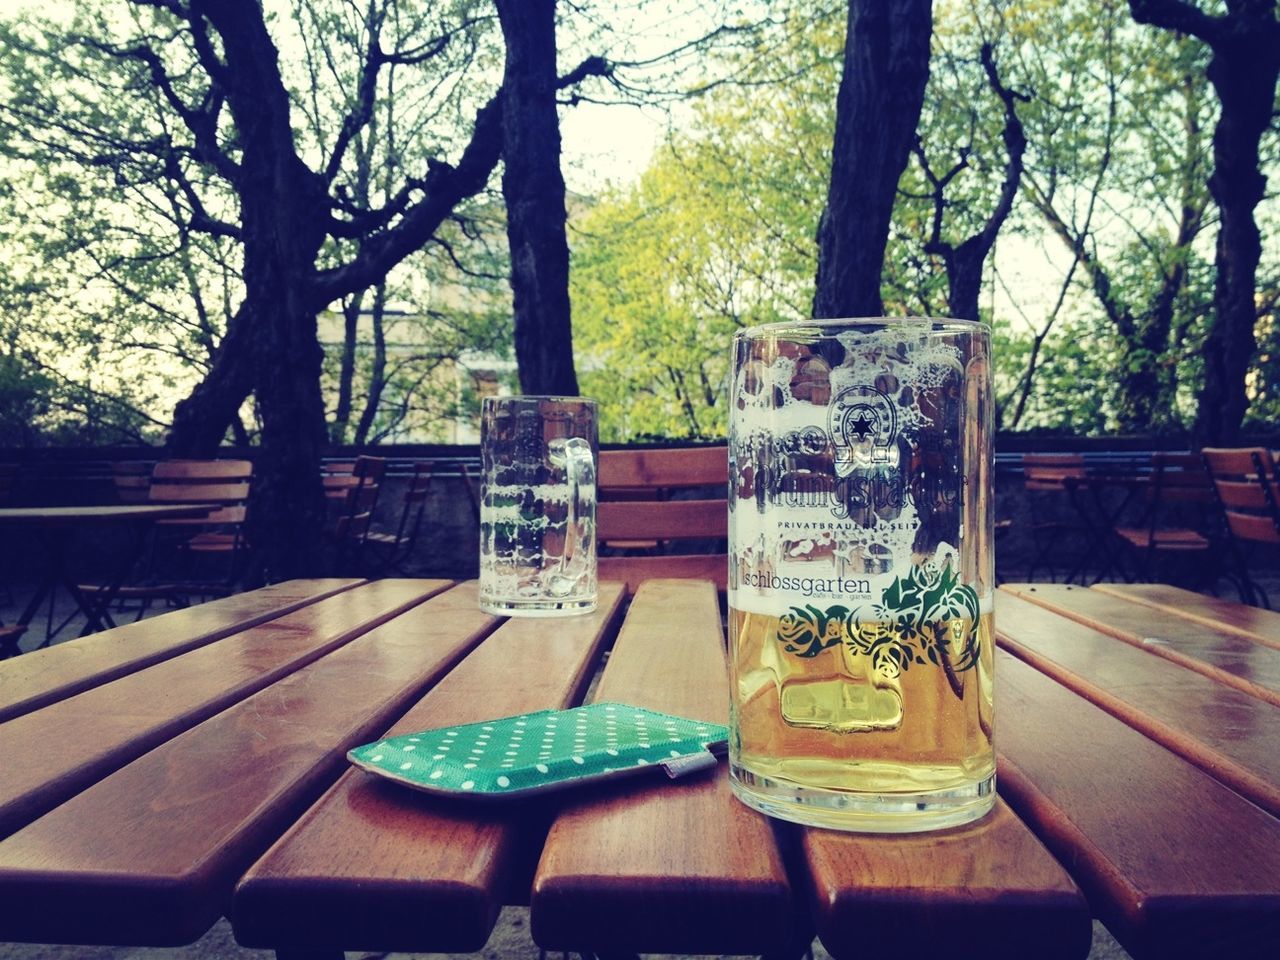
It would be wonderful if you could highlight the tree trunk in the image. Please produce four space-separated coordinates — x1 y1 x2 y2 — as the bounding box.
813 0 933 318
1115 329 1169 432
354 282 389 445
199 0 331 580
944 44 1027 323
331 292 364 443
149 0 505 580
946 245 987 324
168 303 257 455
1131 0 1280 446
248 288 330 583
494 0 579 395
1194 17 1277 444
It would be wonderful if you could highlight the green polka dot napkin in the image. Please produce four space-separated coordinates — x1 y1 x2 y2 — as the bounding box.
348 702 729 799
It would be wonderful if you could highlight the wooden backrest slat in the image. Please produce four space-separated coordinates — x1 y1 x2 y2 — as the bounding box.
1092 583 1280 651
112 463 151 504
0 580 446 841
804 801 1089 960
532 580 797 956
994 642 1280 959
0 581 494 947
1001 583 1280 707
149 481 250 503
1149 454 1212 503
156 505 246 526
151 459 253 481
1226 511 1280 543
1202 447 1280 545
1023 477 1073 491
595 449 728 590
1202 446 1272 477
598 554 726 593
994 591 1280 818
1214 477 1269 509
1023 466 1083 479
598 446 726 488
0 580 362 724
1021 454 1085 488
597 498 726 541
231 583 626 954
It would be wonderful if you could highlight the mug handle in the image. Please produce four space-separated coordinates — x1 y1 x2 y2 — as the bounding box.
560 437 595 577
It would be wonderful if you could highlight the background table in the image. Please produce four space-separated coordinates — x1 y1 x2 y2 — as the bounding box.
0 504 218 651
0 578 1278 959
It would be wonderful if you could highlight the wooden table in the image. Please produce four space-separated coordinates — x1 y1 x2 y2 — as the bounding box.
0 504 217 651
1 578 1278 960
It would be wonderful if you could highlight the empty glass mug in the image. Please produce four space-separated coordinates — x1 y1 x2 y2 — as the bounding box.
727 318 995 832
479 396 598 617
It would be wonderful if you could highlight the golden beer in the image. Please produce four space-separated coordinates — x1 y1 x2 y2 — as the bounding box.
729 605 994 830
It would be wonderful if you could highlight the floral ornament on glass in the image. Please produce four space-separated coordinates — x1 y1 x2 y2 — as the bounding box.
775 562 980 699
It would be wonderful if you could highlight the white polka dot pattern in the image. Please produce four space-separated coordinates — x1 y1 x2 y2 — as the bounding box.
347 703 728 799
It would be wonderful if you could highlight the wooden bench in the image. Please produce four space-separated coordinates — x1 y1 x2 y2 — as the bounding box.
597 447 728 591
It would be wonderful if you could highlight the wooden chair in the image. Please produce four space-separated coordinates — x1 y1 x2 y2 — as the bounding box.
1202 447 1280 607
597 446 727 592
1021 454 1090 583
362 462 431 575
79 459 254 618
327 455 387 572
1111 452 1216 584
150 459 253 559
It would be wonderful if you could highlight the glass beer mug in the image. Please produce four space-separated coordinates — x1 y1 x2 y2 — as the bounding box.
478 396 598 617
727 318 995 832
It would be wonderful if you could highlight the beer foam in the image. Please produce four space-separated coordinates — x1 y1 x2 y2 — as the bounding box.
730 324 985 616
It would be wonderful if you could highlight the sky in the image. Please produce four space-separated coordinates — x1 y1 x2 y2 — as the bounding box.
556 0 731 193
560 100 666 194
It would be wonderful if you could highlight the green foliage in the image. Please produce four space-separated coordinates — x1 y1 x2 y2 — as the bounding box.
0 0 1275 443
571 2 840 442
574 0 1277 439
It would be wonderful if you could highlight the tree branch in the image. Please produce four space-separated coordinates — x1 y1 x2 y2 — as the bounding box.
310 91 504 306
558 55 613 89
81 33 239 183
324 1 387 185
1129 0 1225 45
972 41 1029 254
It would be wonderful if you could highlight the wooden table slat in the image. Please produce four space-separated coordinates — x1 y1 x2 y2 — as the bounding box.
0 579 446 840
1091 582 1280 651
0 578 363 723
231 582 627 954
0 581 497 946
1001 583 1280 707
805 801 1091 960
996 647 1280 960
996 590 1280 818
532 579 800 957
